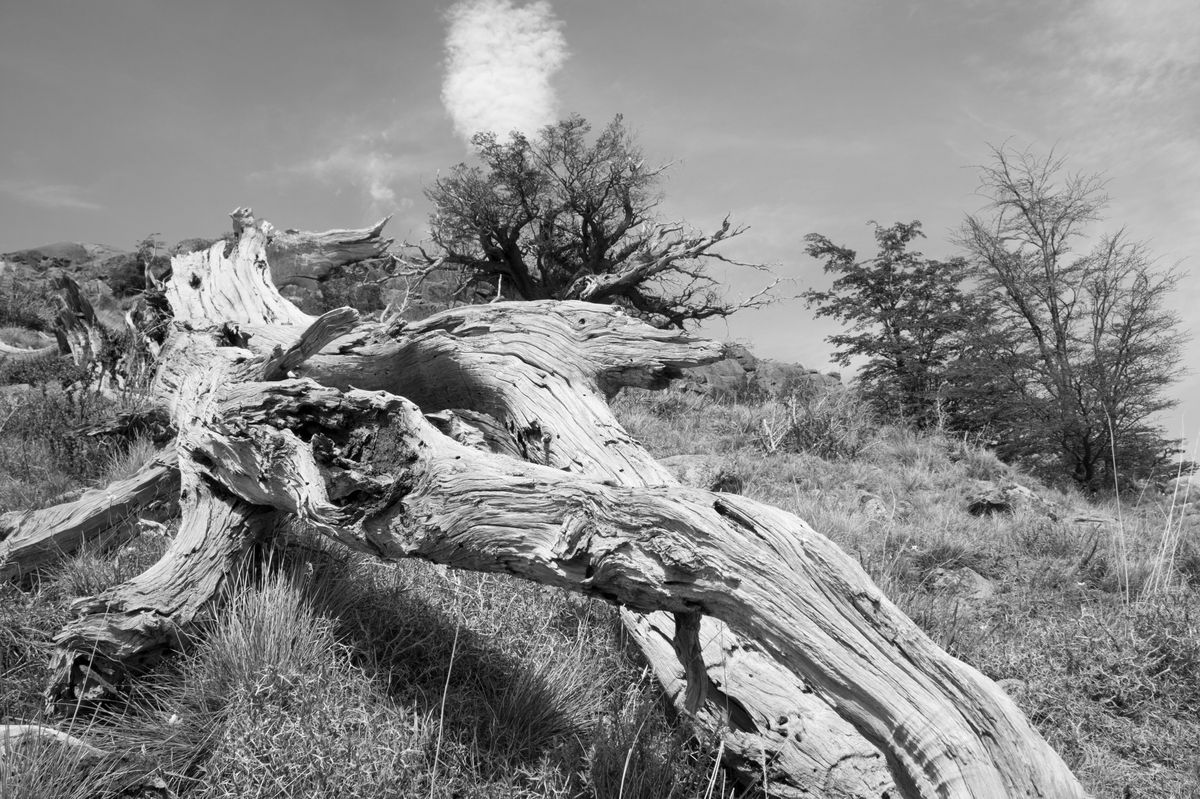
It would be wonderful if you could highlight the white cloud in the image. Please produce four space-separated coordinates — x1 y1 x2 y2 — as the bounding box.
268 132 421 218
0 179 100 210
441 0 569 143
1042 0 1200 100
1023 1 1200 243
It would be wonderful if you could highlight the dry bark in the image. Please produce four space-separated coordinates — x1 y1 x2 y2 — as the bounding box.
264 211 393 288
47 476 274 708
10 208 1088 798
54 277 119 389
299 302 895 796
0 450 179 582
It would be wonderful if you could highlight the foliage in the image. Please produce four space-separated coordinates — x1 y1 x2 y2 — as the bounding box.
953 145 1186 491
420 114 771 327
0 277 56 331
803 221 981 427
0 351 81 387
756 385 877 459
0 385 123 512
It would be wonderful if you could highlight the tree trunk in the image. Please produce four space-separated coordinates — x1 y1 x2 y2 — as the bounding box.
299 302 895 797
0 450 179 582
8 209 1088 799
0 341 58 360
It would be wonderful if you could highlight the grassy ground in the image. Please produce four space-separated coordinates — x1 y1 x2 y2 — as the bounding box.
1 379 1198 797
615 387 1200 799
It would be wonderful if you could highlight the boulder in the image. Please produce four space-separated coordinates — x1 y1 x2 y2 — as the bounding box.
965 480 1058 518
675 342 840 399
657 455 743 494
857 491 890 520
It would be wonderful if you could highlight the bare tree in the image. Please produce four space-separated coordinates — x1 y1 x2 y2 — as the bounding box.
955 145 1186 489
416 115 774 327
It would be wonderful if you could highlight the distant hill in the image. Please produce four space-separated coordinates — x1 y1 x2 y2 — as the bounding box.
1 241 128 271
0 240 135 332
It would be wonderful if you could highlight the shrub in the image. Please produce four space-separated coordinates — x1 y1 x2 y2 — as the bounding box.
0 386 121 511
0 278 55 331
756 386 875 459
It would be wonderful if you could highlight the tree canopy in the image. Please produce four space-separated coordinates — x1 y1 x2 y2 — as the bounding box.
953 145 1187 489
417 115 772 328
804 147 1186 490
803 221 980 428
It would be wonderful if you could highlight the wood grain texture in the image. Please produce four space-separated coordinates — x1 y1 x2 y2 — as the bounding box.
0 450 179 581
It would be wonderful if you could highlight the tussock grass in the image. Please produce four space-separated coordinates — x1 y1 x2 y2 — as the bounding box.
3 381 1197 797
585 682 724 799
100 434 159 483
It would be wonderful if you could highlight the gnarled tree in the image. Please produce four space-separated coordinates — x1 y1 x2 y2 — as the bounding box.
0 208 1089 798
416 115 773 328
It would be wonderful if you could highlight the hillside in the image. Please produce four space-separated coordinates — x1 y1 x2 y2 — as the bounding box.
0 333 1196 797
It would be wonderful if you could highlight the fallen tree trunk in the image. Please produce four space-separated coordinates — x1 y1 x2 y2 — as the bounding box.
0 340 58 361
263 211 393 289
300 303 895 796
0 450 179 582
11 209 1087 798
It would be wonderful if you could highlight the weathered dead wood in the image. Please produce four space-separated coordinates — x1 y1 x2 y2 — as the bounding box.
0 723 178 796
47 475 274 708
54 277 118 389
264 213 393 288
0 340 58 360
0 724 108 760
166 208 314 327
25 209 1089 798
261 307 359 380
178 379 1086 798
0 450 179 581
300 301 894 796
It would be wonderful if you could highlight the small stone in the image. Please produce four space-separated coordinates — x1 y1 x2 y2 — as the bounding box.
930 567 996 600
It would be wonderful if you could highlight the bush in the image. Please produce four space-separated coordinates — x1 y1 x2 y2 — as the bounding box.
0 386 122 511
0 278 55 330
0 352 83 387
756 386 876 459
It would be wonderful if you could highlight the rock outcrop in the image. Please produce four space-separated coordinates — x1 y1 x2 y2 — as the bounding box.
674 342 840 399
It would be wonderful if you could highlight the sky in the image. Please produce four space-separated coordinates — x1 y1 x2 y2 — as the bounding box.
1 0 1197 437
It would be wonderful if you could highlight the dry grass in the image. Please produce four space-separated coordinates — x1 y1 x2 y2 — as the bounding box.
0 327 53 350
2 382 1198 796
616 386 1200 797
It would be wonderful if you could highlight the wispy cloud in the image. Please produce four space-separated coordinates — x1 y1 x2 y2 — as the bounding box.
0 179 100 211
962 1 1200 231
263 131 423 218
1035 0 1200 101
441 0 569 143
1024 1 1200 234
